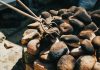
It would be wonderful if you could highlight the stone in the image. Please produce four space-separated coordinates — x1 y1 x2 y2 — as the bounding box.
69 16 85 29
58 9 67 16
51 19 64 26
41 11 51 19
80 39 94 55
92 36 100 49
75 55 97 70
67 6 78 13
57 55 75 70
25 64 33 70
0 40 22 70
74 7 92 23
0 32 6 43
84 22 98 32
27 39 40 55
4 40 13 49
23 29 38 36
62 12 74 19
60 35 79 43
40 50 50 61
70 46 84 57
34 60 56 70
79 30 96 41
67 42 80 48
21 30 39 45
92 62 100 70
59 22 73 34
96 49 100 62
49 41 68 61
49 10 58 16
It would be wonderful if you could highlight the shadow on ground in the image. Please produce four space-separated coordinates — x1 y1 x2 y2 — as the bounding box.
12 58 25 70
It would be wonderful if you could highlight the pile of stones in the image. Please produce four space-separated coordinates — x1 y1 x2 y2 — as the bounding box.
21 6 100 70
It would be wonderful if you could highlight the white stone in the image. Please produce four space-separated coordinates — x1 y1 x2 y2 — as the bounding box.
0 40 22 70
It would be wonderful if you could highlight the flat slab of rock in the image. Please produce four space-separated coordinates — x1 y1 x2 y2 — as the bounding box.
0 40 22 70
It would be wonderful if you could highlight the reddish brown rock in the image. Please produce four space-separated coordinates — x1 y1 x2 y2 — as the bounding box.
34 60 56 70
79 30 96 41
75 55 97 70
59 22 73 34
27 39 40 55
21 30 39 45
92 36 100 49
57 55 75 70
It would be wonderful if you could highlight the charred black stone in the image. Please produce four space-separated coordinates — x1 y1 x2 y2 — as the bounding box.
91 13 100 27
84 22 98 31
39 34 57 51
95 28 100 35
96 49 100 62
60 35 79 43
81 39 94 55
51 19 64 26
62 12 74 19
74 7 92 24
68 6 78 13
49 41 68 61
58 9 67 16
69 17 85 29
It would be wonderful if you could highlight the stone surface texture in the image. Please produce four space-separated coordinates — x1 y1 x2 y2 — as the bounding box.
0 40 22 70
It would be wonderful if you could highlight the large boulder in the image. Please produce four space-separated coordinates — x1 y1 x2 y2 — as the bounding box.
0 39 22 70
